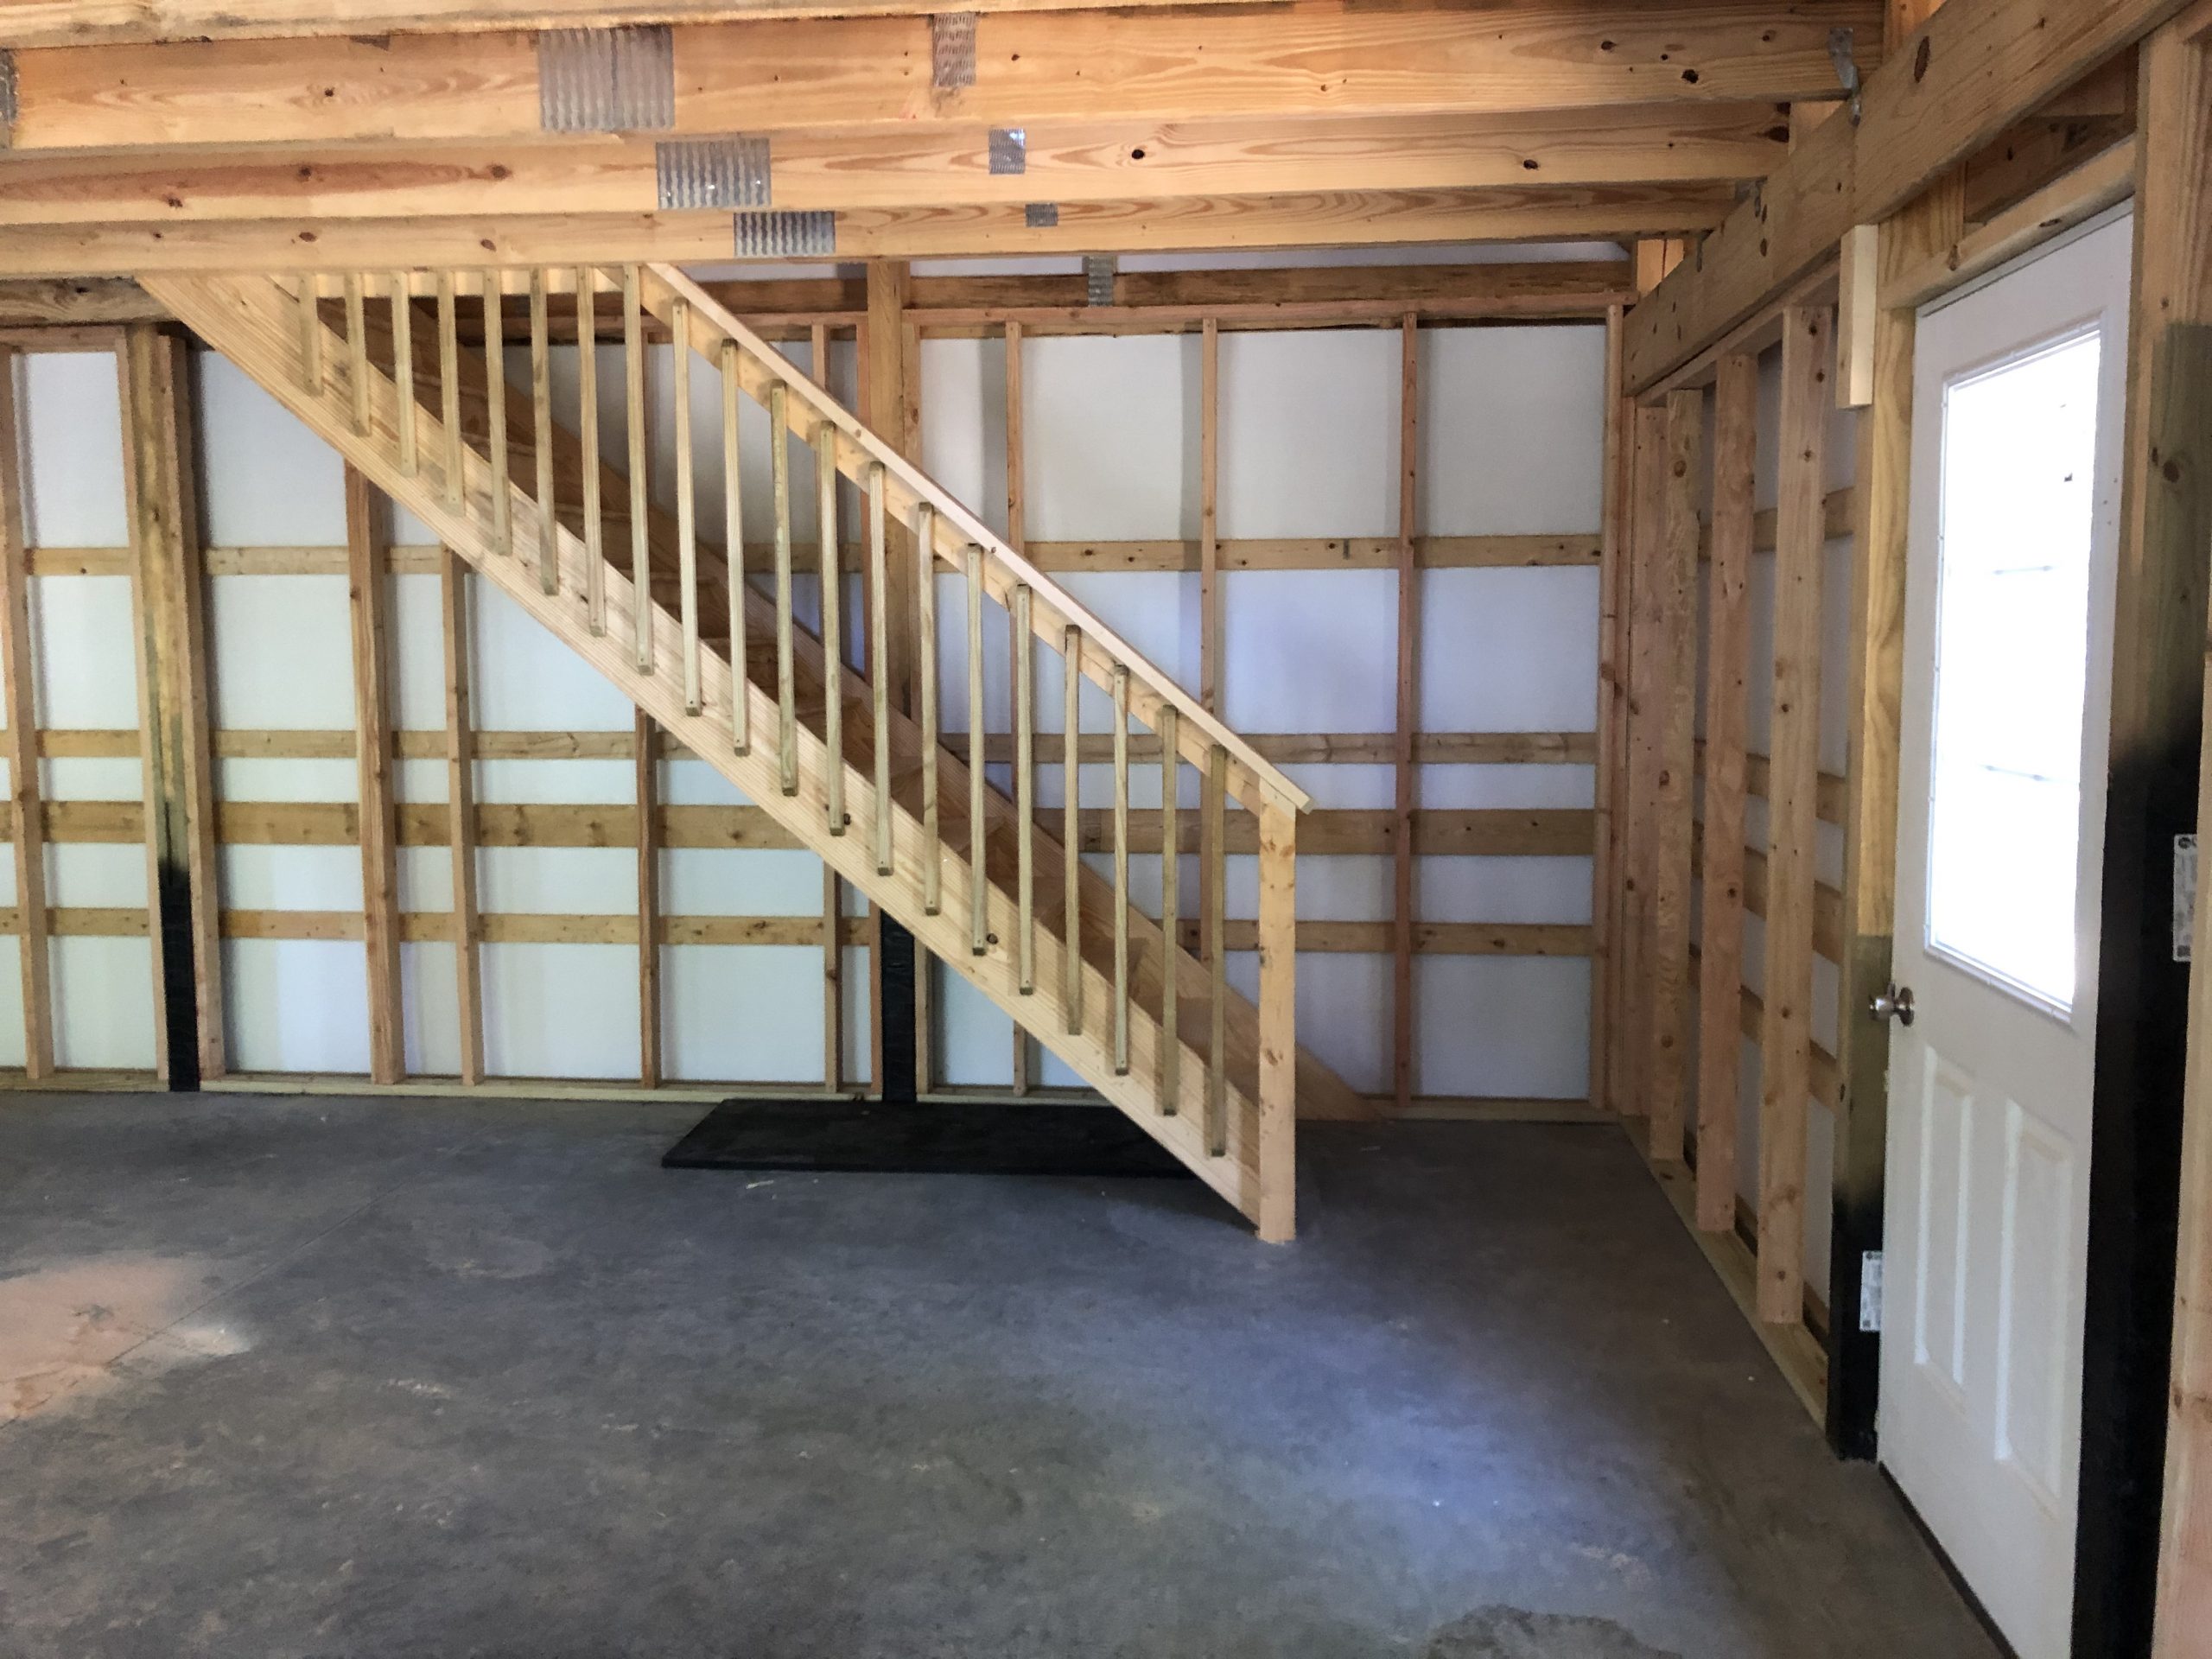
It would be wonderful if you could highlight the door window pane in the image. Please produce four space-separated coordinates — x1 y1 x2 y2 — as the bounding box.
1926 327 2101 1010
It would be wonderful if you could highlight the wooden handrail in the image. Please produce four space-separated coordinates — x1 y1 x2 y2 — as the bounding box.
637 263 1313 818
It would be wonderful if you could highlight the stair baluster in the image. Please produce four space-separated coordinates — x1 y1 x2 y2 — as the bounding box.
964 544 986 956
771 383 798 796
528 268 556 595
482 276 511 558
818 420 844 836
622 266 651 671
575 269 604 635
436 274 462 512
1012 585 1034 994
674 297 701 715
390 275 416 476
917 502 941 914
1159 703 1179 1114
723 342 748 755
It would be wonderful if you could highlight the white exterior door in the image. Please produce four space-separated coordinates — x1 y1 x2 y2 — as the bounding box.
1879 213 2133 1659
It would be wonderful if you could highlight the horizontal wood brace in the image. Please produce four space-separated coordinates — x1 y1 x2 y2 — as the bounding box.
1175 919 1590 957
24 531 1602 579
217 908 871 944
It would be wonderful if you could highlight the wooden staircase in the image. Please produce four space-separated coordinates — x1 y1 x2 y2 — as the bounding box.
144 263 1357 1240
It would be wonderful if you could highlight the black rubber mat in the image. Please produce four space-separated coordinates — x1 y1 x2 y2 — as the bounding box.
661 1097 1195 1179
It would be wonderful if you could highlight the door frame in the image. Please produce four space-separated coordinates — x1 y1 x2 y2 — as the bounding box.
1833 19 2212 1654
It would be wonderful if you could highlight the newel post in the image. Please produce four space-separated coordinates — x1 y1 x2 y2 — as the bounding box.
1255 789 1299 1243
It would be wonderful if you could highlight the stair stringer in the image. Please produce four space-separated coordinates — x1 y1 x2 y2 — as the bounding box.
147 268 1277 1228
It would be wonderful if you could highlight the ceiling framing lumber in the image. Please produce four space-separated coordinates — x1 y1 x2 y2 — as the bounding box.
1623 0 2188 393
0 105 1789 227
0 261 1637 331
0 2 1881 153
0 188 1737 277
0 0 1257 48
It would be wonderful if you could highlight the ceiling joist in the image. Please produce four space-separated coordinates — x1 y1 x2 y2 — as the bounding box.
0 104 1789 227
0 185 1737 277
0 0 1268 48
0 1 1881 153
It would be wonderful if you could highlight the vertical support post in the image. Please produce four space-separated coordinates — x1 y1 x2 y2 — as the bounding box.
120 323 222 1086
441 550 484 1086
1393 314 1420 1114
1696 353 1758 1228
1614 404 1669 1116
1005 317 1032 1091
1647 386 1703 1163
1758 304 1832 1324
823 864 842 1091
0 347 50 1079
346 464 404 1084
863 258 920 1104
1255 792 1298 1243
636 709 661 1087
1197 316 1223 1002
2112 21 2212 1653
1590 304 1625 1114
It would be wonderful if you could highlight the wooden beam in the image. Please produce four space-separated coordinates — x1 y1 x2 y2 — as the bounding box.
345 463 404 1084
0 188 1740 277
0 259 1634 333
637 708 661 1087
1647 386 1700 1163
440 549 483 1085
0 107 1791 228
1393 314 1419 1116
2122 16 2212 1653
118 321 221 1084
4 5 1880 150
1756 305 1830 1325
1624 0 2188 392
1590 302 1627 1113
1004 315 1029 1097
1695 352 1756 1230
0 348 51 1080
1613 403 1668 1116
0 0 1282 47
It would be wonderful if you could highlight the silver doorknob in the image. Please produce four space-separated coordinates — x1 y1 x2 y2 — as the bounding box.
1869 984 1915 1027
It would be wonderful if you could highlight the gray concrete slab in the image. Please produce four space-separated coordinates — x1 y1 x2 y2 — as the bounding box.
0 1093 1998 1659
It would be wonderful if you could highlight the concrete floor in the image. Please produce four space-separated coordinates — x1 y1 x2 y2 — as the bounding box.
0 1092 1998 1659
